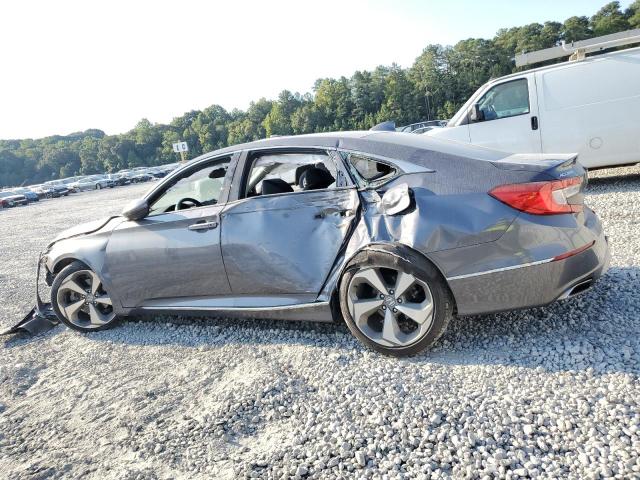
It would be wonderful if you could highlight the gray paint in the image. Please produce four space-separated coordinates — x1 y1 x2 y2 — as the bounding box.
221 188 359 295
105 204 229 308
40 131 610 322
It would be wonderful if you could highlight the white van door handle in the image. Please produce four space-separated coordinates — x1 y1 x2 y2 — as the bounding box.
531 116 539 130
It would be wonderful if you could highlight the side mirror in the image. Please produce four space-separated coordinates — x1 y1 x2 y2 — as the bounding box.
209 167 226 179
380 183 412 216
469 103 484 123
122 198 149 221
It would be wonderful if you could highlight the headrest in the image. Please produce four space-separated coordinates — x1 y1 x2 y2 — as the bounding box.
299 167 335 191
295 164 313 185
259 178 294 195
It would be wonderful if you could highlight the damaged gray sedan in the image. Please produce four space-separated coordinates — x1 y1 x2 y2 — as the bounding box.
28 131 610 356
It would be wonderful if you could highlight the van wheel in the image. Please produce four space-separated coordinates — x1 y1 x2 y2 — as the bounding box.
339 248 453 357
51 261 118 332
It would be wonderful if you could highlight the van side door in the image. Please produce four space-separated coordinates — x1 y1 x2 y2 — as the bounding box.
468 75 542 153
534 53 640 168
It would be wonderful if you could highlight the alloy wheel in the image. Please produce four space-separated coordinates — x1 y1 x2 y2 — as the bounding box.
346 267 434 348
56 269 115 329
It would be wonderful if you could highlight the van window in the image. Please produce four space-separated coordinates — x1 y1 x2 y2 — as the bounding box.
477 79 530 121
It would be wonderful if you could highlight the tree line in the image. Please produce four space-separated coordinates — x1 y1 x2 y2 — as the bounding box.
1 1 639 187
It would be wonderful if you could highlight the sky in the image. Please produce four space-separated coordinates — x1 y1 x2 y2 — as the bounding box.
0 0 632 139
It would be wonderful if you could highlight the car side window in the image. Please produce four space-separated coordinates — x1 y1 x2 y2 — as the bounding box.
477 79 530 121
244 152 337 198
148 158 230 216
345 153 398 187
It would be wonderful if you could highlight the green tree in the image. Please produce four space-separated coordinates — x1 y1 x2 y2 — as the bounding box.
591 2 630 36
263 90 302 137
627 1 640 28
563 16 593 41
376 65 420 125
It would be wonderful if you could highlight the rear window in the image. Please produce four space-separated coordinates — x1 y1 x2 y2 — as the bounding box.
346 154 398 187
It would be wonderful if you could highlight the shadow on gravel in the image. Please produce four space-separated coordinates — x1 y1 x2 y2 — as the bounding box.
5 268 638 377
587 172 640 194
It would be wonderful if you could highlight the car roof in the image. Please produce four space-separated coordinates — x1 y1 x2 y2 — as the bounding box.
190 130 510 165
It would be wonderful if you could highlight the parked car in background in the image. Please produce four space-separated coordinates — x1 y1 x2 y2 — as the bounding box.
147 168 168 179
427 43 640 169
70 175 112 191
398 121 448 133
30 184 60 199
106 173 130 186
0 191 29 208
43 181 70 197
91 175 115 188
10 187 39 202
69 178 98 192
412 126 442 134
130 172 154 183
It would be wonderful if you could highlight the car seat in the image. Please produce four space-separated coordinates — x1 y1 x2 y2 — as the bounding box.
299 167 335 191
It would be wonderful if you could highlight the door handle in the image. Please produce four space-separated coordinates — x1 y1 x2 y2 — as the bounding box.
531 116 538 130
188 220 218 231
315 208 353 219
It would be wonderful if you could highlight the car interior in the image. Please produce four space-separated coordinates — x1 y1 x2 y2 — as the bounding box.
347 154 397 185
244 153 337 198
147 161 230 216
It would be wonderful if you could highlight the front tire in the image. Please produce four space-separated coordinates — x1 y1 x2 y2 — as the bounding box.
51 261 118 332
339 247 453 357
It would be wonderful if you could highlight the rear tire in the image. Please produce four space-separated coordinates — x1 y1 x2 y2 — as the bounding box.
339 247 453 357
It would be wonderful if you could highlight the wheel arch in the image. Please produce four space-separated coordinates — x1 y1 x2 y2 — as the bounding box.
332 242 458 316
51 257 88 275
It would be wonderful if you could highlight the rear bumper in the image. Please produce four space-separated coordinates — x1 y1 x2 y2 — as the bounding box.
448 231 610 317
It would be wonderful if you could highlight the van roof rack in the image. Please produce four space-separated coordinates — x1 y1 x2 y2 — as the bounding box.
515 28 640 67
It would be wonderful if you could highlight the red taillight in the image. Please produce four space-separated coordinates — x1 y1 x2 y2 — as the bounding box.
489 177 583 215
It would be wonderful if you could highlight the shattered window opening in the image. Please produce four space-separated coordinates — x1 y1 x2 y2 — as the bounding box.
244 152 337 198
345 153 399 188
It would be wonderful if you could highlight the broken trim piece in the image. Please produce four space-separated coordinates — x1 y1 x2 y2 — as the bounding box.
2 253 59 336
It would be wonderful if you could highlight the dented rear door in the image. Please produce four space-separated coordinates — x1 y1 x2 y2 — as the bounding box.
221 188 360 296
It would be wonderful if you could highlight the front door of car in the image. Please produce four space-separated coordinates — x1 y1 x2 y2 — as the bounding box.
468 75 542 153
104 156 235 308
220 149 359 298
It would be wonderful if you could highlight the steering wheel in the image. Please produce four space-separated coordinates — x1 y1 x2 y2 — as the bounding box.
176 197 202 210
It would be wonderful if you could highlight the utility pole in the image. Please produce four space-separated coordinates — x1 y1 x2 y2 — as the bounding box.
425 89 431 121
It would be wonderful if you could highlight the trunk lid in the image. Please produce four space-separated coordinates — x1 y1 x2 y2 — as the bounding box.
490 153 585 180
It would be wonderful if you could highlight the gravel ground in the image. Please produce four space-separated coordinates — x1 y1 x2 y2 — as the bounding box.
1 168 639 480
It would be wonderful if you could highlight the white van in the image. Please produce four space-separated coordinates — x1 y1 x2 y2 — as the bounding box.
427 45 640 169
